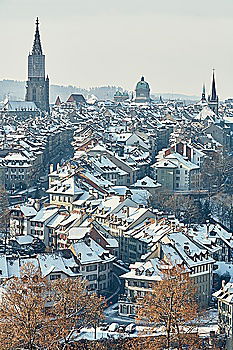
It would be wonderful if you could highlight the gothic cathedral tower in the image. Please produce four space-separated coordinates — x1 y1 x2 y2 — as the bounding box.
25 18 49 112
208 70 218 116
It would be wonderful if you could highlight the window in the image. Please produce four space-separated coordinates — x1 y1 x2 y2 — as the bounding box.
87 274 97 281
99 274 106 281
50 274 61 280
86 265 97 272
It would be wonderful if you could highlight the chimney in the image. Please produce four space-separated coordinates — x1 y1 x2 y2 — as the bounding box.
34 199 40 212
120 195 124 203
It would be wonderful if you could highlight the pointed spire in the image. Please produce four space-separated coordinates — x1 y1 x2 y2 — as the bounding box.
202 83 206 101
55 96 61 106
32 17 43 55
211 69 217 101
202 83 205 95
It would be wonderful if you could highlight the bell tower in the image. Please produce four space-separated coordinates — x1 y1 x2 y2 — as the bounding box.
25 18 49 112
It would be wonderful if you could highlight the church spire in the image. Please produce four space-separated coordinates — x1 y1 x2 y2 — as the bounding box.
201 83 206 102
211 69 217 101
32 17 43 55
208 69 219 115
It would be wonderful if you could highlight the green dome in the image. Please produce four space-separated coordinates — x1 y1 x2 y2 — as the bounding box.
136 76 150 90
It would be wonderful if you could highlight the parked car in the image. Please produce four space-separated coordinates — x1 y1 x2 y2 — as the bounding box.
125 323 136 334
100 322 109 331
118 325 126 333
108 322 119 332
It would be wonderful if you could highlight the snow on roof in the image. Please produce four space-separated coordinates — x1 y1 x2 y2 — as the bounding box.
18 205 37 217
72 241 103 264
189 223 233 248
60 213 80 227
131 176 162 189
130 189 151 206
46 213 68 228
89 144 107 152
214 262 233 278
31 206 59 223
166 152 200 170
164 231 215 267
83 171 114 187
213 282 233 302
120 258 162 281
196 106 218 121
106 238 119 249
4 101 39 111
68 227 91 240
37 253 79 277
72 191 92 206
154 158 178 169
15 235 34 245
111 186 129 196
47 177 84 196
5 152 29 161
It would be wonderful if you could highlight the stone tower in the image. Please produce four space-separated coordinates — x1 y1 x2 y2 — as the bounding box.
208 70 218 115
25 18 49 112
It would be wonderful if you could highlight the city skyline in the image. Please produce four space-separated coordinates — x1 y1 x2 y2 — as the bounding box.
0 0 233 98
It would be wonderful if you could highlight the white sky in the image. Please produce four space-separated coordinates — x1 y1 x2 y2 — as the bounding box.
0 0 233 98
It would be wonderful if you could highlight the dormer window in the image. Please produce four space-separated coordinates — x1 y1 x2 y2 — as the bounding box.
136 268 143 276
145 269 153 276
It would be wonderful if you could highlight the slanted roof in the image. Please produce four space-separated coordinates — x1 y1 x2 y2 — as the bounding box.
67 94 86 104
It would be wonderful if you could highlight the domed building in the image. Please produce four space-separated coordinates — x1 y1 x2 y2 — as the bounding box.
135 76 150 103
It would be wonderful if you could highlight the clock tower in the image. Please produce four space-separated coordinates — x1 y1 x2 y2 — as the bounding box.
25 18 49 112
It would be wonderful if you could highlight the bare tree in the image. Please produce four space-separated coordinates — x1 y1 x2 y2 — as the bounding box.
151 191 201 225
0 263 104 350
137 264 201 350
201 153 233 194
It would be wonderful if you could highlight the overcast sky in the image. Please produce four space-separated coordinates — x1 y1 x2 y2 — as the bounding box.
0 0 233 98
